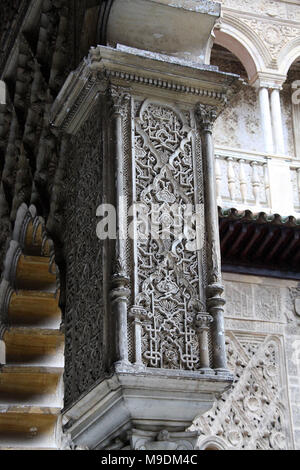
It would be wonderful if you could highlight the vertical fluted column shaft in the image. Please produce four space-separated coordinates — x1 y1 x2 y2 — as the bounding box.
195 104 227 372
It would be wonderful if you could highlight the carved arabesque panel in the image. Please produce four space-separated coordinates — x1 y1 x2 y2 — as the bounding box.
133 100 206 370
62 101 105 407
193 332 292 449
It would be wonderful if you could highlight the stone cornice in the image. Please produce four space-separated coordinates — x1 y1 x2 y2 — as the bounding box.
50 45 240 134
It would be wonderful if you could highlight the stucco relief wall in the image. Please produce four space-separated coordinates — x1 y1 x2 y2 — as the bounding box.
214 83 296 159
214 85 264 152
218 0 300 21
193 273 300 450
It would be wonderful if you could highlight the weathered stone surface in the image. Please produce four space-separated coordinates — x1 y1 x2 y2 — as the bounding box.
192 273 300 450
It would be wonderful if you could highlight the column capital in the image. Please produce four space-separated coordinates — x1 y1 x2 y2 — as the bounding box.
107 84 131 118
250 72 286 91
194 312 213 331
195 103 218 132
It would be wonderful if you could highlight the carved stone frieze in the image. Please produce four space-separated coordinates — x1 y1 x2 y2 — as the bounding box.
224 280 283 322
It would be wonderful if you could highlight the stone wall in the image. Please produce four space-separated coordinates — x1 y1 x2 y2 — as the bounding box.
214 84 265 153
214 82 296 159
193 272 300 450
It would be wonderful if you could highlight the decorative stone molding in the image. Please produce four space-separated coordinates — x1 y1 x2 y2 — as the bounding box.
219 0 291 21
214 5 300 83
50 45 237 134
63 372 232 450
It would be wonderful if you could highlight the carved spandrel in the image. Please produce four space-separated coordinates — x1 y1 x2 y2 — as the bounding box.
193 331 292 450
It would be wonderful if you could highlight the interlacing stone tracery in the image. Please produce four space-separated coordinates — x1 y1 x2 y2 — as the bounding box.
194 332 292 450
133 101 208 370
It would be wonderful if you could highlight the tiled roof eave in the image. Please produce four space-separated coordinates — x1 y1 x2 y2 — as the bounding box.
218 206 300 277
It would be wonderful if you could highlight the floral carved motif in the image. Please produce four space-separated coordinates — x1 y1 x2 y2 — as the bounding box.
133 101 207 370
219 0 287 20
241 18 299 64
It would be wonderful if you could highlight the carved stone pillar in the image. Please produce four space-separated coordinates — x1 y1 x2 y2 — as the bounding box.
51 41 239 449
195 105 227 372
108 85 131 370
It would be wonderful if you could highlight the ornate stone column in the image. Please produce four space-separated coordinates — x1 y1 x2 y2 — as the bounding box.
108 85 131 370
195 104 227 372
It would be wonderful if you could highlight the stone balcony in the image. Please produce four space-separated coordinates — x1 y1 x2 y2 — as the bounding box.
215 146 300 218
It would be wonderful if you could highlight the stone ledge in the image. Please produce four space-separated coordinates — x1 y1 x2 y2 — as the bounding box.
50 45 240 134
62 370 233 449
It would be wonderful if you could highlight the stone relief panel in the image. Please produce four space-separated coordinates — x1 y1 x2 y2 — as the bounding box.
240 18 299 66
132 100 206 370
193 331 293 449
191 275 299 449
62 101 106 408
224 280 283 322
284 286 300 448
219 0 300 23
214 85 264 153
